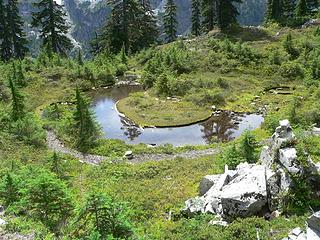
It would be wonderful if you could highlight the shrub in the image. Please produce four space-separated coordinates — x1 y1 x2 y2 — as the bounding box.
115 64 127 76
280 62 304 79
223 144 244 170
74 193 133 239
217 77 230 89
185 89 225 106
10 113 46 147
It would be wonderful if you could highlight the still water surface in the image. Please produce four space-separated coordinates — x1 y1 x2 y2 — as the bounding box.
90 85 264 146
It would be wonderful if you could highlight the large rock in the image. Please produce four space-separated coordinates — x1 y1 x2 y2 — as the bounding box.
183 163 276 219
272 119 296 150
279 148 301 174
183 120 320 221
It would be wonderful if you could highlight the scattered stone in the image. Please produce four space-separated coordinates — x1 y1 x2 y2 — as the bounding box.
0 218 6 225
301 19 320 29
209 220 229 227
124 151 134 160
211 105 217 111
283 211 320 240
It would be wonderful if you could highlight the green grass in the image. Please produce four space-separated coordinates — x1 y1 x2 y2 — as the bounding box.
117 93 212 127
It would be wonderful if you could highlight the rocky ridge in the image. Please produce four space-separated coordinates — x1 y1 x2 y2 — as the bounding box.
183 120 320 221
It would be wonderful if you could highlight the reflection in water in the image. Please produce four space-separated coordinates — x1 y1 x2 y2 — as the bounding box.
89 85 264 146
120 116 142 140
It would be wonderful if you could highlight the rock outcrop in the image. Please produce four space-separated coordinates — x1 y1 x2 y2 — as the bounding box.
183 120 320 220
282 211 320 240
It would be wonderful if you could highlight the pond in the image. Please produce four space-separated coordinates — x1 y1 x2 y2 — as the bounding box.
90 85 264 146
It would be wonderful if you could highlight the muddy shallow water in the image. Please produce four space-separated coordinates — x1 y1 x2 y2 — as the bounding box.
90 85 264 146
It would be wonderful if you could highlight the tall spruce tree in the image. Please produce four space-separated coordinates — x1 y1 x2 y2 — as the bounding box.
32 0 73 55
163 0 177 42
73 88 99 152
282 0 296 19
6 0 28 59
191 0 201 36
9 75 25 121
95 0 157 54
295 0 309 16
0 0 13 61
137 0 159 49
306 0 319 13
217 0 242 29
266 0 283 22
102 0 142 54
202 0 216 31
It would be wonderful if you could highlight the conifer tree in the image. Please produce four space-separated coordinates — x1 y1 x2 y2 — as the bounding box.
9 75 25 121
13 62 27 87
6 0 28 59
295 0 309 16
306 0 319 11
0 0 13 61
49 152 64 179
136 0 159 50
191 0 201 36
77 49 84 66
119 44 127 64
96 0 157 54
26 172 73 231
76 193 132 239
73 88 99 152
282 0 296 19
32 0 73 55
102 0 142 54
0 173 20 208
240 130 258 163
202 0 216 31
217 0 242 29
266 0 283 22
163 0 177 42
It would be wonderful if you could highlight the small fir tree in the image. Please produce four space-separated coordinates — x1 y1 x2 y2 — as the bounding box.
73 88 99 152
240 130 258 163
26 172 73 231
9 75 25 121
0 173 20 208
75 193 133 239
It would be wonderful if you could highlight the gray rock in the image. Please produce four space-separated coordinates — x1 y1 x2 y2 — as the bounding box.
279 148 297 169
0 218 5 225
183 197 206 216
306 227 320 240
209 220 228 227
199 175 222 196
124 151 133 160
183 163 276 219
307 211 320 234
260 146 273 168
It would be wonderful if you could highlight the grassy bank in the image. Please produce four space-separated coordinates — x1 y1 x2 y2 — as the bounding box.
117 92 212 127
